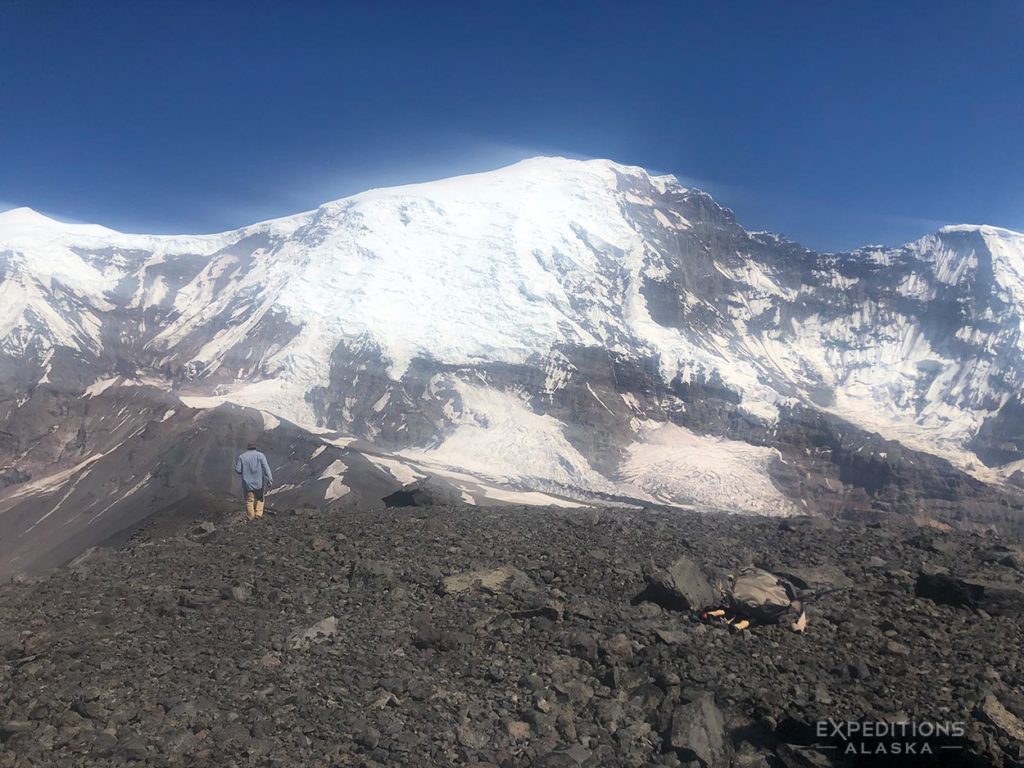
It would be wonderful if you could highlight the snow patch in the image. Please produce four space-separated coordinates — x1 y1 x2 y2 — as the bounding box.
620 422 796 516
318 459 350 501
401 380 615 493
403 458 585 508
324 477 350 501
365 455 424 485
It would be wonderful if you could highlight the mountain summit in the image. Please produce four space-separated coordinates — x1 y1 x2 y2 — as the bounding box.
3 157 1024 574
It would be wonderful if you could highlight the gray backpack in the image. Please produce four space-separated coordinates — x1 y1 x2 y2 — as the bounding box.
728 568 801 623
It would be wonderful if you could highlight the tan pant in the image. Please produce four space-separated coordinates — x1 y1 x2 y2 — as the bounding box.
245 489 265 519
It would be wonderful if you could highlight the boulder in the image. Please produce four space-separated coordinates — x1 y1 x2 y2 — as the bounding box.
914 569 984 608
654 628 689 645
973 581 1024 617
635 556 715 611
668 692 730 767
288 616 338 649
439 565 536 596
915 570 1024 616
382 478 463 508
978 694 1024 742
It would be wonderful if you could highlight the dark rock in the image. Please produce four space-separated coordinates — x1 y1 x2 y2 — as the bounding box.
117 735 149 761
848 660 871 680
352 719 382 750
71 699 109 720
411 616 466 651
350 559 397 587
916 570 1024 616
629 682 664 713
214 722 251 747
654 627 688 645
570 632 599 662
599 632 633 660
667 692 730 767
636 556 715 611
382 478 463 508
536 753 579 767
511 601 564 622
970 580 1024 617
915 570 985 608
0 721 34 742
92 731 118 756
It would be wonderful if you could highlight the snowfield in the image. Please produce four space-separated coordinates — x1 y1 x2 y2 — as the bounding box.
620 422 798 517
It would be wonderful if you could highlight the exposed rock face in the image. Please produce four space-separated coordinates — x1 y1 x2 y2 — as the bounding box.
4 157 1024 553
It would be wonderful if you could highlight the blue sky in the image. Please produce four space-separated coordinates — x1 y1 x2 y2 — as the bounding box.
1 1 1021 251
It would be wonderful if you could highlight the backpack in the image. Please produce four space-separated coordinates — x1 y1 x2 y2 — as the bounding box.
728 567 801 623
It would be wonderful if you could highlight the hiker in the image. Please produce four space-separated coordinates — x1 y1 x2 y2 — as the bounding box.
235 441 273 520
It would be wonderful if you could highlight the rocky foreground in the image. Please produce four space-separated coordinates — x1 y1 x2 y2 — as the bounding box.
2 503 1024 767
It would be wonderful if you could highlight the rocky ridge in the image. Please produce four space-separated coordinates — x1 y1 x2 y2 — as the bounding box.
2 502 1024 766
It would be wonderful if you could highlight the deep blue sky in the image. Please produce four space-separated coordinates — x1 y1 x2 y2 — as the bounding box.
1 1 1021 251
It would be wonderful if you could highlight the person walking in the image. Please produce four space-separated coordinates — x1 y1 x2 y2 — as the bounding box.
235 441 273 519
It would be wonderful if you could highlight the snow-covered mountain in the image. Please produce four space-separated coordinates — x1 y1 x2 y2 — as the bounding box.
3 157 1024 574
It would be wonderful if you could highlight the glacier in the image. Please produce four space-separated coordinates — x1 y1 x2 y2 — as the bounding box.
3 156 1024 571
